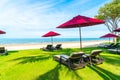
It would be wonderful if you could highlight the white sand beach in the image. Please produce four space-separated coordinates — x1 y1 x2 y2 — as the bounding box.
1 40 108 51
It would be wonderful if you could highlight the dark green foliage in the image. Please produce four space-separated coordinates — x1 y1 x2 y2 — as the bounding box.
95 0 120 33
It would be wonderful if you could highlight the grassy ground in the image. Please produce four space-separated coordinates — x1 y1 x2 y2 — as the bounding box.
0 47 120 80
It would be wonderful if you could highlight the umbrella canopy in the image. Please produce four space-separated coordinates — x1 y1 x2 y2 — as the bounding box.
57 15 105 28
100 33 119 43
42 31 60 45
100 33 119 38
113 28 120 32
57 15 105 50
0 30 6 34
42 31 60 37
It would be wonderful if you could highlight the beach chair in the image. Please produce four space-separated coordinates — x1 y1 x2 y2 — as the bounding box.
107 43 120 49
0 47 8 55
53 52 86 70
107 47 120 54
54 44 62 50
84 50 104 65
41 44 54 51
104 43 114 48
98 43 114 48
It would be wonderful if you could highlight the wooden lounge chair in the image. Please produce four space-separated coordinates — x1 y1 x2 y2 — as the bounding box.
107 48 120 54
53 52 86 70
98 43 114 48
84 50 104 65
54 44 62 50
108 43 120 49
0 47 8 55
41 44 54 51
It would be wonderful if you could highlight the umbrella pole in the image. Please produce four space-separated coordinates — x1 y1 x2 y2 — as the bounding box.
79 27 82 50
109 38 110 43
51 37 53 46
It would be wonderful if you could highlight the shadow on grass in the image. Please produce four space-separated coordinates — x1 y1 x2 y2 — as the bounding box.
9 55 51 64
0 50 19 56
103 55 120 66
64 67 83 80
6 50 19 55
53 48 83 55
71 71 82 80
36 64 60 80
51 47 102 56
8 48 80 64
88 65 120 80
61 48 75 55
39 48 74 56
36 64 82 80
54 48 74 54
8 50 19 53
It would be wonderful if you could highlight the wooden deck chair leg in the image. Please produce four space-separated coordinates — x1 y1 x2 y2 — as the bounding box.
79 58 84 64
89 56 92 65
59 56 62 65
79 58 84 68
68 60 72 70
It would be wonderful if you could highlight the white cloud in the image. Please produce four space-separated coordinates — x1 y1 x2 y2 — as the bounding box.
0 0 111 38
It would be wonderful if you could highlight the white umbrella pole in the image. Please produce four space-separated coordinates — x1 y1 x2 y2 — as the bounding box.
79 27 82 50
51 37 53 45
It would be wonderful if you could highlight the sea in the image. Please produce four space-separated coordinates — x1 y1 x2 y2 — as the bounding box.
0 38 107 45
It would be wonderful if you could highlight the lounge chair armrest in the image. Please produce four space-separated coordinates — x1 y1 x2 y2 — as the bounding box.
60 55 69 61
82 54 89 58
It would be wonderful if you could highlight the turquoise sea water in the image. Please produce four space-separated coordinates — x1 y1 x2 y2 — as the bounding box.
0 38 107 45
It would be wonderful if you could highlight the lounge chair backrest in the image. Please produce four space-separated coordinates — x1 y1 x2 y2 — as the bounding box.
109 43 120 48
46 45 53 49
0 47 5 53
114 43 120 47
108 43 114 47
90 50 102 57
69 52 85 59
55 44 61 49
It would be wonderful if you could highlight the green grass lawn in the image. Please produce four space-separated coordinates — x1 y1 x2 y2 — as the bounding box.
0 47 120 80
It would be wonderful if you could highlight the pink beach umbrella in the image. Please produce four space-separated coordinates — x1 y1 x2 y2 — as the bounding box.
113 28 120 32
0 30 6 45
113 28 120 42
57 15 105 50
0 30 6 34
42 31 60 45
100 33 119 43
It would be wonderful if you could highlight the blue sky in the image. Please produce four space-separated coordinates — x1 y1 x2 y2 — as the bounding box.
0 0 112 38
